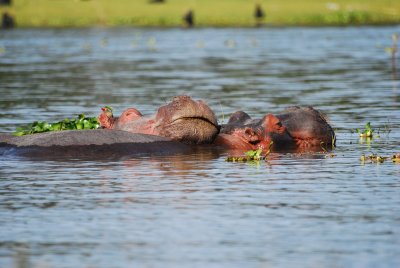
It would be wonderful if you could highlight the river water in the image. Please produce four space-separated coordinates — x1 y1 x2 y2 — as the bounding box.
0 27 399 267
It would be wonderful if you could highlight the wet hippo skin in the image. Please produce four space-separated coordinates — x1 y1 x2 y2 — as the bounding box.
0 129 191 158
215 106 336 153
0 95 219 158
99 95 219 145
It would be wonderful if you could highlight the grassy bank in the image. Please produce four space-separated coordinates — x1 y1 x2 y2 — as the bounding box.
1 0 400 27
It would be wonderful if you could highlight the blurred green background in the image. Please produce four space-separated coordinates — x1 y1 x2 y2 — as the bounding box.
1 0 400 27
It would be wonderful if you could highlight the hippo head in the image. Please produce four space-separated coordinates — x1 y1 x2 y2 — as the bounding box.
216 107 336 152
99 96 219 144
215 111 294 152
275 106 336 150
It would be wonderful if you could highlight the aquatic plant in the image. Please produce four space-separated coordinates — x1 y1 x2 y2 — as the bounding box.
392 154 400 163
359 153 400 164
360 154 388 164
245 148 263 160
226 142 273 162
320 134 336 152
356 122 377 138
226 148 262 162
375 120 392 137
14 114 100 136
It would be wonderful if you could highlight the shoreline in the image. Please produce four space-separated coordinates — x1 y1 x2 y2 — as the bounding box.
2 0 400 29
2 23 400 30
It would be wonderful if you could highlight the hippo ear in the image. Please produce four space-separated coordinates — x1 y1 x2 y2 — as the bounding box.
261 114 286 134
228 111 252 124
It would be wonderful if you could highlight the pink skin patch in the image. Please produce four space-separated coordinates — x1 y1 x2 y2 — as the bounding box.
117 108 143 125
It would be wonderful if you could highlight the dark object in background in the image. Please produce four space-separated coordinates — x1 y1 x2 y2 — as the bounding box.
2 12 15 29
183 9 194 28
0 0 11 6
254 4 265 26
148 0 165 3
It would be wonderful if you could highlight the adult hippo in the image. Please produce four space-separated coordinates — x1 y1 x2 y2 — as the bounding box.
215 106 335 152
99 95 219 145
0 95 219 158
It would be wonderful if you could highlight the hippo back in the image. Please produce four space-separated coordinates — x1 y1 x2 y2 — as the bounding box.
0 129 191 159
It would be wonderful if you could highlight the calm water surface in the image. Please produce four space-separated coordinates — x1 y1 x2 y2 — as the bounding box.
0 27 400 267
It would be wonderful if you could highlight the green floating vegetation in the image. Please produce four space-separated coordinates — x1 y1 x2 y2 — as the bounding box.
356 122 378 138
360 153 400 164
14 114 100 136
360 154 387 163
392 154 400 163
226 148 264 162
226 142 273 162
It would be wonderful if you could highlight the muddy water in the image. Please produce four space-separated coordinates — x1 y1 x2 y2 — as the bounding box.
0 27 400 267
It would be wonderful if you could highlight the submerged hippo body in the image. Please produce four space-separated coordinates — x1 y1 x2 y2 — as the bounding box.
0 130 191 158
1 96 218 158
99 95 219 145
215 107 335 152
